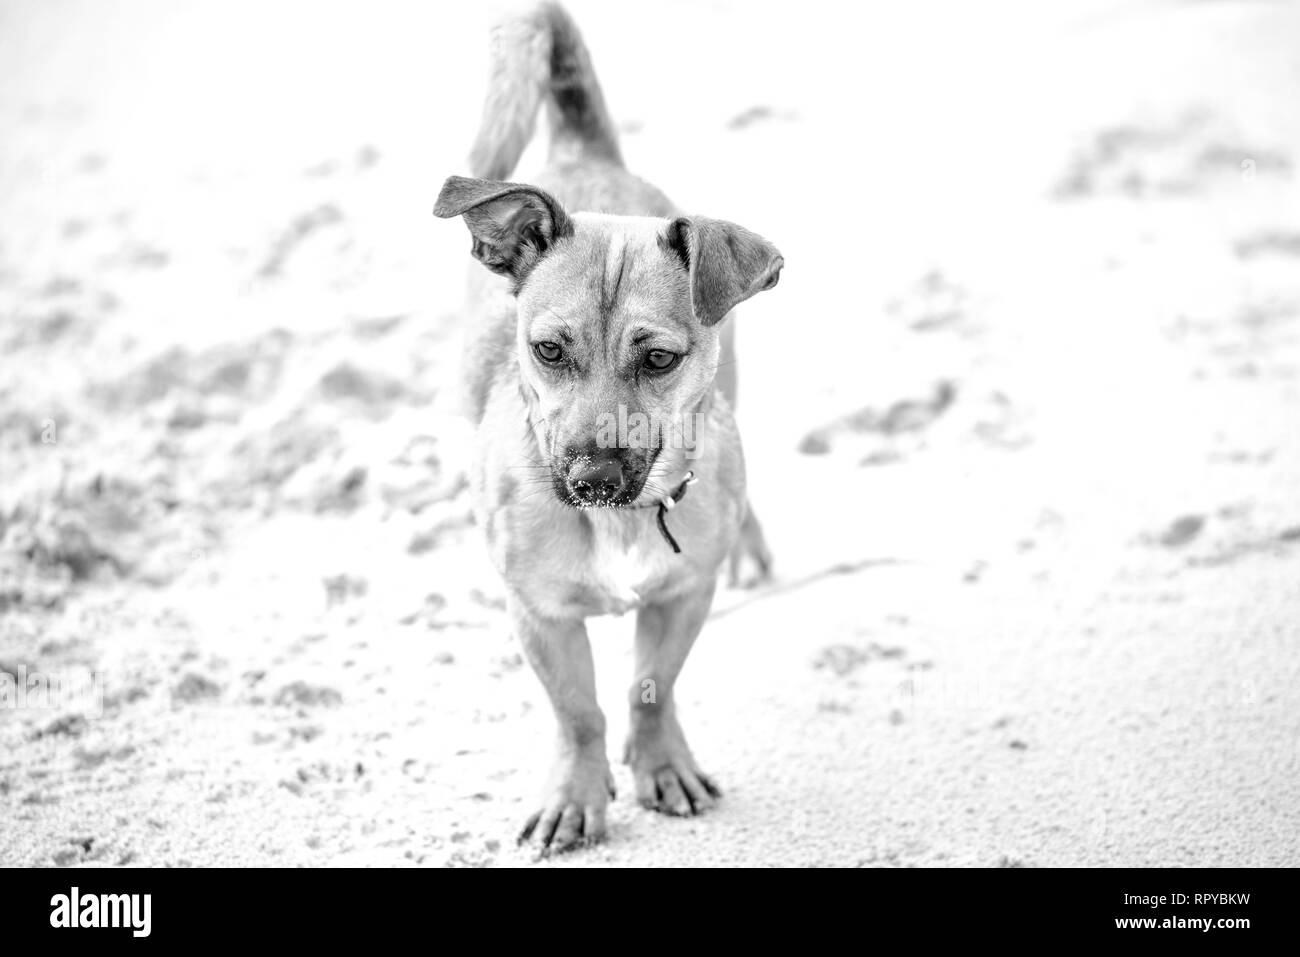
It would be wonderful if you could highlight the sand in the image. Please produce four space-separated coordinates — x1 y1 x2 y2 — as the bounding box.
1 0 1298 867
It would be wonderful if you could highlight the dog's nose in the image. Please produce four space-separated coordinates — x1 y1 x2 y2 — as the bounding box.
567 458 626 505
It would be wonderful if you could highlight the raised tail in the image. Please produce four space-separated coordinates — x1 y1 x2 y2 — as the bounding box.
468 2 623 181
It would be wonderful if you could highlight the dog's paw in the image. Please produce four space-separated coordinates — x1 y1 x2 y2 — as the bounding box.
632 760 722 817
727 501 772 589
624 720 721 816
517 758 616 856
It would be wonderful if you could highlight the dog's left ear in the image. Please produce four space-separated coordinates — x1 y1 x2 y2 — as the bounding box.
661 216 783 326
434 175 573 284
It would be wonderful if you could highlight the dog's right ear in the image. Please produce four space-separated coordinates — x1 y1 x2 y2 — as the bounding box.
434 175 573 285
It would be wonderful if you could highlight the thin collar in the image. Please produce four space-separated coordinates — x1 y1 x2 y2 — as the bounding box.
636 470 696 554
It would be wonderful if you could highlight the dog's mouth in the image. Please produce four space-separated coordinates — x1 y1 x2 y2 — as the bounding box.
550 446 660 509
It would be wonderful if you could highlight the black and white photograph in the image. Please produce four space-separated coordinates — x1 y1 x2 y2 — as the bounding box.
0 0 1296 904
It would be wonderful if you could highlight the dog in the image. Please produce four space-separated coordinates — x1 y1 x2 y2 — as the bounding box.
434 1 783 853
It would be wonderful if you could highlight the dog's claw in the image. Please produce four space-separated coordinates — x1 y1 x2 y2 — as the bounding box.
517 812 541 846
698 772 723 800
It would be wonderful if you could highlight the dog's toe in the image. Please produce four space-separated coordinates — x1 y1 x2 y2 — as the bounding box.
655 769 692 816
550 804 587 852
634 763 720 817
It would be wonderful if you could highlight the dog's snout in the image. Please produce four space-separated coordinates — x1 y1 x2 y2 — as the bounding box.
567 457 627 505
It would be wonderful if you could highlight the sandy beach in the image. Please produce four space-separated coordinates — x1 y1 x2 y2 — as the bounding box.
1 0 1298 867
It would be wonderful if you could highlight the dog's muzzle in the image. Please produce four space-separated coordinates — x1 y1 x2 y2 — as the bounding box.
553 446 656 508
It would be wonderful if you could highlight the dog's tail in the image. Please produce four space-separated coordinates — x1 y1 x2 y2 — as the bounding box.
468 2 622 181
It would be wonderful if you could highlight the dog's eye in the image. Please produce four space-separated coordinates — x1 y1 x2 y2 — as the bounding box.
534 341 563 363
643 349 679 372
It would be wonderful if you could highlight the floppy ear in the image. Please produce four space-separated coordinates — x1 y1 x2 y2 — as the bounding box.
434 175 573 285
661 216 783 326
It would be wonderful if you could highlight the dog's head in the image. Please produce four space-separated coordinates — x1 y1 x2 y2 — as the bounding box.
435 175 782 508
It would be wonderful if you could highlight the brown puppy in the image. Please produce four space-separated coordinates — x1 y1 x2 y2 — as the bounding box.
434 2 782 853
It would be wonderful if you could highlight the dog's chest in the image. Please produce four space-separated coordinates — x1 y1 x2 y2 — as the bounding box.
576 514 675 615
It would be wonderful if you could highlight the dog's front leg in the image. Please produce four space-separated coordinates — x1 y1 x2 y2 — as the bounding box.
624 580 723 816
512 595 614 853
